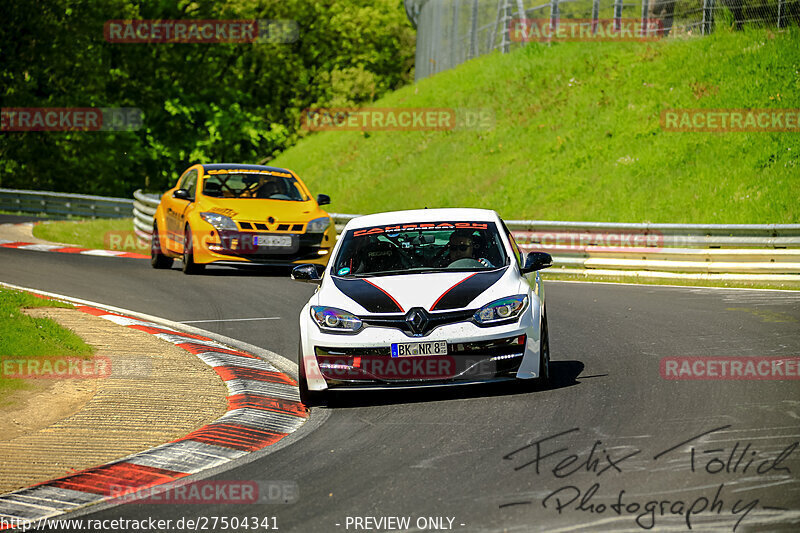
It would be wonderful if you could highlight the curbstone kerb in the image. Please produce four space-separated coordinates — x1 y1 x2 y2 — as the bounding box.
0 283 311 529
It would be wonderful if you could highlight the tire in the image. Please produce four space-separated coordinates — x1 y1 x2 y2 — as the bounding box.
182 226 205 275
537 311 551 388
150 222 174 269
298 344 324 407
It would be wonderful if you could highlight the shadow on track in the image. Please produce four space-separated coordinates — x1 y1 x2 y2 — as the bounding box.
165 265 294 277
321 360 585 408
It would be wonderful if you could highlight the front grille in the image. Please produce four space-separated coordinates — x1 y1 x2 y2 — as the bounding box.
449 335 526 356
315 335 525 359
360 309 475 336
316 346 391 356
236 221 307 233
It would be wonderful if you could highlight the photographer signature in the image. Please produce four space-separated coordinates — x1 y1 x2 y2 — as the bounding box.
500 425 798 531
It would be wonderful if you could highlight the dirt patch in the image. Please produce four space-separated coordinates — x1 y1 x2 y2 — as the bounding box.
0 379 97 442
0 222 54 244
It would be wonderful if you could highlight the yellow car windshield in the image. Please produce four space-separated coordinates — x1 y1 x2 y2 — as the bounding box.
203 173 307 201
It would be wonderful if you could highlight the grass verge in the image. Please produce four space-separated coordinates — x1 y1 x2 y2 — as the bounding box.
0 288 95 402
31 218 147 254
542 269 800 290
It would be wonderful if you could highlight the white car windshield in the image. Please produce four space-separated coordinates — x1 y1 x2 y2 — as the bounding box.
333 221 509 277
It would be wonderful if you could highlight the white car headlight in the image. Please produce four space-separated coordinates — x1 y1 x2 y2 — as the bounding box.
307 216 330 233
311 306 363 333
474 295 528 325
200 212 238 231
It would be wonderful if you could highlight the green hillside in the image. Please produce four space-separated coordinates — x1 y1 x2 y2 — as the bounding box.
272 27 800 223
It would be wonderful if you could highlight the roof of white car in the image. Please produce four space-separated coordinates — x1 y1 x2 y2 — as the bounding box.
343 208 502 230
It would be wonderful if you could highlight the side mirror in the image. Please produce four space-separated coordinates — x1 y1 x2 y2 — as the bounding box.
316 194 331 206
292 264 322 284
521 252 553 273
173 189 190 200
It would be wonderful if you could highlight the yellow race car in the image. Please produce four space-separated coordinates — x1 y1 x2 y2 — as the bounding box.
150 163 336 274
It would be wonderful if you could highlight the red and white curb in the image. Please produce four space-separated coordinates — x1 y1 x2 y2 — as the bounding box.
0 240 148 259
0 291 308 529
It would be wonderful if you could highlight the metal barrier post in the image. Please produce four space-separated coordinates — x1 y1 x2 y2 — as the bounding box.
470 0 479 58
550 0 560 33
515 0 527 21
641 0 650 37
614 0 623 31
450 0 459 69
702 0 715 35
502 0 512 53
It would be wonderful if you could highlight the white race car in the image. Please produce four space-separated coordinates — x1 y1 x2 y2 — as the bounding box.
292 208 553 405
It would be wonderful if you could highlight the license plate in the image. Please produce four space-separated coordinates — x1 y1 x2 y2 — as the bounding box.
391 341 448 357
253 235 292 247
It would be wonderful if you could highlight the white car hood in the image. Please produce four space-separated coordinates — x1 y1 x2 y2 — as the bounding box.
315 266 524 314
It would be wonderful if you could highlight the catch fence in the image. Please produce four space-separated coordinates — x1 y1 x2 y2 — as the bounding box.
407 0 799 80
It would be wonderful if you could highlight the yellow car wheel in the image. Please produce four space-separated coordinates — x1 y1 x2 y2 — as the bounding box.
182 225 205 275
150 221 174 270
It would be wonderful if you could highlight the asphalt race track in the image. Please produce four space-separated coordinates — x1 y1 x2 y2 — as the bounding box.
2 246 799 532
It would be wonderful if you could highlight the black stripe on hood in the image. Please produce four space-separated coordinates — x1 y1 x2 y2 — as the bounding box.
331 277 404 313
431 268 507 311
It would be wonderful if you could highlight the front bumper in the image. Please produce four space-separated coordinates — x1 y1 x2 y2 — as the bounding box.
315 334 526 384
300 306 542 391
196 229 334 266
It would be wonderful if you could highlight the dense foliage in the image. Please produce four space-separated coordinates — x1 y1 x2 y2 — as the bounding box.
0 0 415 196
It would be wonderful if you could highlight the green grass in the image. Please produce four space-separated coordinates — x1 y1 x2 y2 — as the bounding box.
0 289 94 400
32 218 147 253
542 270 800 291
272 26 800 223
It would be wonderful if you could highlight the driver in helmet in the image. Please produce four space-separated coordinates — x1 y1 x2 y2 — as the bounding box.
444 230 493 267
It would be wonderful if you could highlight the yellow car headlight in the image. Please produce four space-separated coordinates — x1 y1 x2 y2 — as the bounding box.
200 212 238 231
307 216 330 233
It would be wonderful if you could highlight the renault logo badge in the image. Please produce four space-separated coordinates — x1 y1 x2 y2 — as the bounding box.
405 307 429 336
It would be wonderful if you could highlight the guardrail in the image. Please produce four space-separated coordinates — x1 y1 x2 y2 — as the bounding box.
132 190 159 242
0 188 133 219
132 189 800 280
